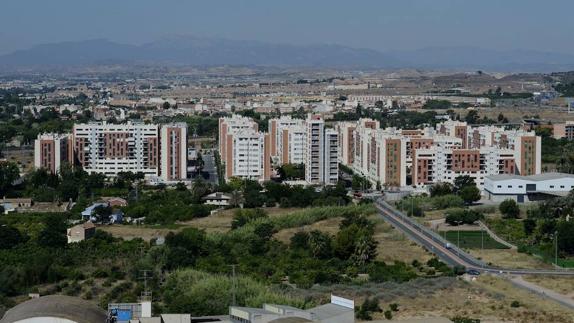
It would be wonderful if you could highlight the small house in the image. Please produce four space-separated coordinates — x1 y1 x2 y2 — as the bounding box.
202 192 231 206
67 221 96 243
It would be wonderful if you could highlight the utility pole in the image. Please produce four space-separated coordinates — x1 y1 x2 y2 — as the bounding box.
139 270 152 301
457 230 460 248
481 230 484 250
230 265 237 306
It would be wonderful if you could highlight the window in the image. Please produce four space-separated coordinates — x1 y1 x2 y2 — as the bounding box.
507 185 512 188
497 185 502 188
550 185 555 188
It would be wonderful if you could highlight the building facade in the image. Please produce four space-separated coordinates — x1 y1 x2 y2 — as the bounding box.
304 114 339 185
160 123 188 181
34 133 72 174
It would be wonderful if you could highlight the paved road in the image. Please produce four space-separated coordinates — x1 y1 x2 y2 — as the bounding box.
375 198 574 276
375 198 574 310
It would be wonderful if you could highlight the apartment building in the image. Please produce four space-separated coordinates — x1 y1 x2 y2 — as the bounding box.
73 122 161 177
305 114 339 185
222 128 271 181
35 122 188 182
268 116 306 165
34 133 72 174
338 118 541 190
413 147 517 189
160 123 188 181
346 123 407 188
218 115 258 160
553 121 574 140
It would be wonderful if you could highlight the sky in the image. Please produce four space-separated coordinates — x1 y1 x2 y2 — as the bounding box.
0 0 573 55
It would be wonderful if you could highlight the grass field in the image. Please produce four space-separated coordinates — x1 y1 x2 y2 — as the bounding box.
442 231 510 249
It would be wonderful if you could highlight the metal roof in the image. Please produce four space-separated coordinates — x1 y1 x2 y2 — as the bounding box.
486 172 574 182
0 295 107 323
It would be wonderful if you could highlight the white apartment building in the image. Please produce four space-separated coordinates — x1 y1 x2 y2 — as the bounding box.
269 116 306 165
413 147 517 189
219 115 259 161
276 124 306 165
223 128 271 181
34 133 72 174
305 115 339 185
73 121 161 177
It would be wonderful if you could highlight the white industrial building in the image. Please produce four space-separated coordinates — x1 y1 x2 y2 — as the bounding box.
484 173 574 203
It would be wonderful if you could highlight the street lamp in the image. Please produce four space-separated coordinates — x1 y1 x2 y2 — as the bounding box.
555 230 559 267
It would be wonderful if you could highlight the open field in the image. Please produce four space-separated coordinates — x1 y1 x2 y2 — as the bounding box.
523 275 574 297
475 106 574 123
468 249 553 270
372 218 434 264
319 276 574 322
443 231 509 249
100 207 305 239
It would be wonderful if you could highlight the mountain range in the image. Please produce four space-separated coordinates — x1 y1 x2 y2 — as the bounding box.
1 36 573 72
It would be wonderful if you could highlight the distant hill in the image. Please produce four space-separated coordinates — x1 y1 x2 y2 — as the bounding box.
0 36 399 69
1 36 574 72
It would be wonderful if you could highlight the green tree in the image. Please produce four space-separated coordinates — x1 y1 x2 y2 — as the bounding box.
465 110 480 124
460 185 481 205
0 225 24 249
37 214 67 248
453 175 475 193
430 182 453 197
0 162 19 195
499 199 520 219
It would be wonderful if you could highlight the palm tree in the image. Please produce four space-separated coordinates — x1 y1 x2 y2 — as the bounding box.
229 190 244 208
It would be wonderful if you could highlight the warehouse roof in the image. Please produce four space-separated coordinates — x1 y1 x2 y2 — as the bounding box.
0 295 107 323
486 172 574 182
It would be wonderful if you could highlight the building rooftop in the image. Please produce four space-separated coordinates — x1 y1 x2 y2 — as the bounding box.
486 172 574 182
308 303 352 321
0 295 107 323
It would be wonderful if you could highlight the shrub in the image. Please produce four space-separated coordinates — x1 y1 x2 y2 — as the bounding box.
431 195 464 210
510 300 521 308
389 303 399 311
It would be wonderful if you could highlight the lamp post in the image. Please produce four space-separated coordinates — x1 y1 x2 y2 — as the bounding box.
555 230 559 267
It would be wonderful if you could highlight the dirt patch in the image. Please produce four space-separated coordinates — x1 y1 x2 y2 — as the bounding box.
273 217 342 243
99 225 178 241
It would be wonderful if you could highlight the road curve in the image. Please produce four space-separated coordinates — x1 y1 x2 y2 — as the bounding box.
374 198 574 276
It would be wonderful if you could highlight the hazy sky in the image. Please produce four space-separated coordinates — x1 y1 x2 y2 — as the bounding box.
1 0 573 55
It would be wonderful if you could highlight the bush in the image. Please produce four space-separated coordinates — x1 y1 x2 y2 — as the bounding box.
499 199 520 219
384 310 393 319
389 303 399 311
445 209 483 226
431 195 464 209
510 300 521 308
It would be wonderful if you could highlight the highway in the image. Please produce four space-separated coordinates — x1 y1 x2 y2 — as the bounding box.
374 198 574 276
